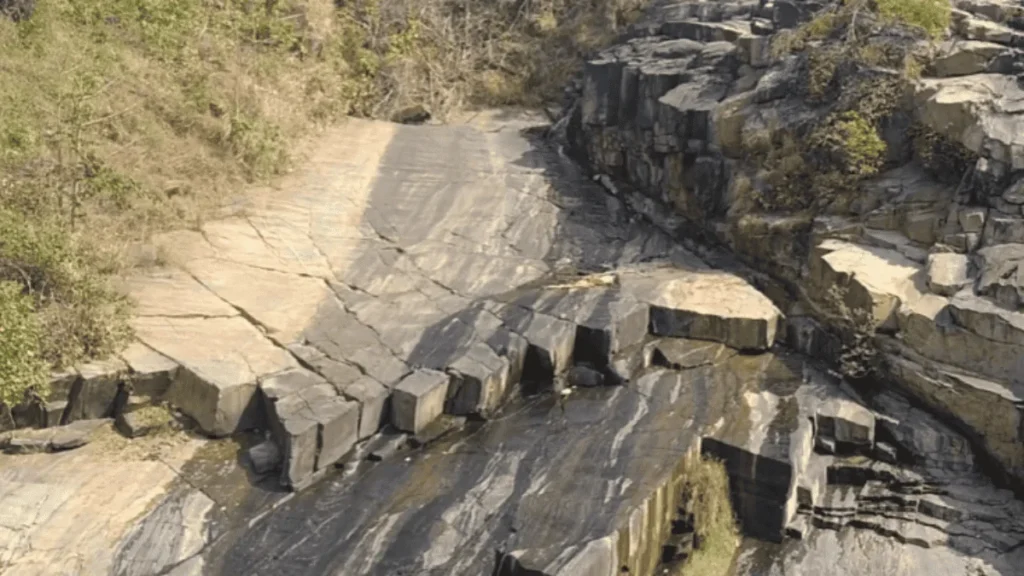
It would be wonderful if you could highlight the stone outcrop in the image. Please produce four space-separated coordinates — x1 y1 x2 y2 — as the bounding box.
567 0 1024 495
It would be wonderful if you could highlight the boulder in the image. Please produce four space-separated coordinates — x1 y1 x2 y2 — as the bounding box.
815 398 875 450
619 267 782 351
567 365 605 388
248 440 282 474
391 369 449 434
975 243 1024 309
928 40 1009 77
926 253 972 296
69 357 128 422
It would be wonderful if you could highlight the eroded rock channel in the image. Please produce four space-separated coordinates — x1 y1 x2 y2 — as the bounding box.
5 0 1024 574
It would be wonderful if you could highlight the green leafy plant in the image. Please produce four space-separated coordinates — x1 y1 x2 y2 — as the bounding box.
0 281 48 407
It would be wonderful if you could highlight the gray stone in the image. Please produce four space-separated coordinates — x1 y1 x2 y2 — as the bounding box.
338 376 390 440
119 342 179 399
619 267 782 351
1004 177 1024 204
5 432 52 454
815 398 875 449
958 206 988 233
366 433 408 462
391 369 449 434
70 357 128 421
248 440 282 474
975 243 1024 309
875 441 899 464
926 252 972 296
51 419 108 451
567 365 605 388
929 40 1008 77
43 400 67 428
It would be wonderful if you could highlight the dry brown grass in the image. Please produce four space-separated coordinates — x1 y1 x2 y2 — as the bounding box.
0 0 644 395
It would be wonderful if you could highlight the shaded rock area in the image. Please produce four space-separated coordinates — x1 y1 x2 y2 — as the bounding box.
566 0 1024 497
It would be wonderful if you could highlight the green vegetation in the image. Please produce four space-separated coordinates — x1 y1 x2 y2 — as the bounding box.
0 281 48 407
676 455 738 576
875 0 951 38
0 0 643 402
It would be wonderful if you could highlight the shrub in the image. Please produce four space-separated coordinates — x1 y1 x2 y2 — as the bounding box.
677 455 738 576
0 281 48 407
874 0 951 38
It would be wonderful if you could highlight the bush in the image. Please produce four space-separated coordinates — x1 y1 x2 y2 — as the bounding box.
874 0 951 38
0 281 48 407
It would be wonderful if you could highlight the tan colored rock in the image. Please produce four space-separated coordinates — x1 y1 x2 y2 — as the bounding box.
185 257 334 346
929 40 1007 77
125 269 237 318
926 253 972 296
619 266 782 351
913 74 1024 171
809 240 921 330
135 316 297 436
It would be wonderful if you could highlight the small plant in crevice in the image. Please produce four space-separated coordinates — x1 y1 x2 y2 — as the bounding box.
823 281 881 381
672 455 738 576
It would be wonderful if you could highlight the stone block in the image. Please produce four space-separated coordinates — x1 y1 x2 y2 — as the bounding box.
338 376 390 440
119 342 179 399
815 398 875 449
268 392 320 489
69 357 128 421
446 342 511 416
304 385 359 468
926 253 972 296
958 206 988 233
392 369 449 434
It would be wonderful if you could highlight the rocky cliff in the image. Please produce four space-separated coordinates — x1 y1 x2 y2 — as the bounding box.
564 0 1024 497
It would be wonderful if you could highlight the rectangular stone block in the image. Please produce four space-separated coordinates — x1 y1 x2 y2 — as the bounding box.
268 392 320 490
119 342 179 399
392 369 449 434
69 358 128 421
339 376 390 440
446 343 511 416
303 384 359 469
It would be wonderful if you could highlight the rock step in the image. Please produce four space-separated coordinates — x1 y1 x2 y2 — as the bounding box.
1 419 110 454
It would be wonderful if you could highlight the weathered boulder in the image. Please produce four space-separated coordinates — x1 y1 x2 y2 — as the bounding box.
913 74 1024 172
926 252 972 296
975 243 1024 309
928 40 1009 77
815 398 875 450
619 266 782 350
247 440 282 474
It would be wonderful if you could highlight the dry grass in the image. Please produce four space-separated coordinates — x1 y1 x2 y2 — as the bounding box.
0 0 644 396
676 455 739 576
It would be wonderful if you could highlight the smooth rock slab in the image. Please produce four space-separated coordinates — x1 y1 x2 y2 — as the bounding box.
136 316 298 437
392 369 450 434
815 398 875 449
619 266 782 350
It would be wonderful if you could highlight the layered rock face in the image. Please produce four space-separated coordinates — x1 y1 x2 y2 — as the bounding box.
567 0 1024 495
